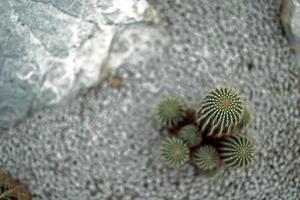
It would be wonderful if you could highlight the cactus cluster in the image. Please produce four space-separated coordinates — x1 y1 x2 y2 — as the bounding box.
156 87 256 177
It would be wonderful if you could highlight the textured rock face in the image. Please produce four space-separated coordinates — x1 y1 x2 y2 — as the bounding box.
0 0 163 128
281 0 300 49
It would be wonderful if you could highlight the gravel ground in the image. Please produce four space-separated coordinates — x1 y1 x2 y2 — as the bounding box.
0 0 299 199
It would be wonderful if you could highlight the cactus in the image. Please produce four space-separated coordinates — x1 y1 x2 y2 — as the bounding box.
179 125 202 147
194 145 220 171
0 171 31 200
218 135 255 168
160 137 189 167
197 87 244 138
156 96 187 128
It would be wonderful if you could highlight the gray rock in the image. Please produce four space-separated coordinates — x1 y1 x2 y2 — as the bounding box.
281 0 300 49
0 0 163 128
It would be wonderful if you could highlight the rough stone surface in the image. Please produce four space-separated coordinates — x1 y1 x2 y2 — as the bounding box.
281 0 300 49
281 0 300 70
0 0 300 200
0 0 162 128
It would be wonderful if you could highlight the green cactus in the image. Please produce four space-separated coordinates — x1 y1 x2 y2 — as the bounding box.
218 135 255 168
194 145 220 171
160 137 189 167
179 125 202 147
197 87 244 138
156 96 187 128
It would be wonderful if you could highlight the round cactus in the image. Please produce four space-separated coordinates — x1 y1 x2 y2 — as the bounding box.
156 96 187 128
179 125 202 147
197 87 244 138
194 145 220 170
218 135 255 168
160 137 189 167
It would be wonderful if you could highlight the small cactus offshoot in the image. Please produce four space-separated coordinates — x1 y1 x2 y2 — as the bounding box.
156 96 187 128
179 125 202 147
160 137 189 167
194 145 220 171
238 107 251 130
197 87 243 138
218 135 255 168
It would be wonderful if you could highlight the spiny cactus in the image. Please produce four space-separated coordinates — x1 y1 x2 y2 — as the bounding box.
160 137 189 167
0 171 31 200
218 135 255 168
179 125 202 147
194 145 220 170
156 96 187 128
197 87 244 138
